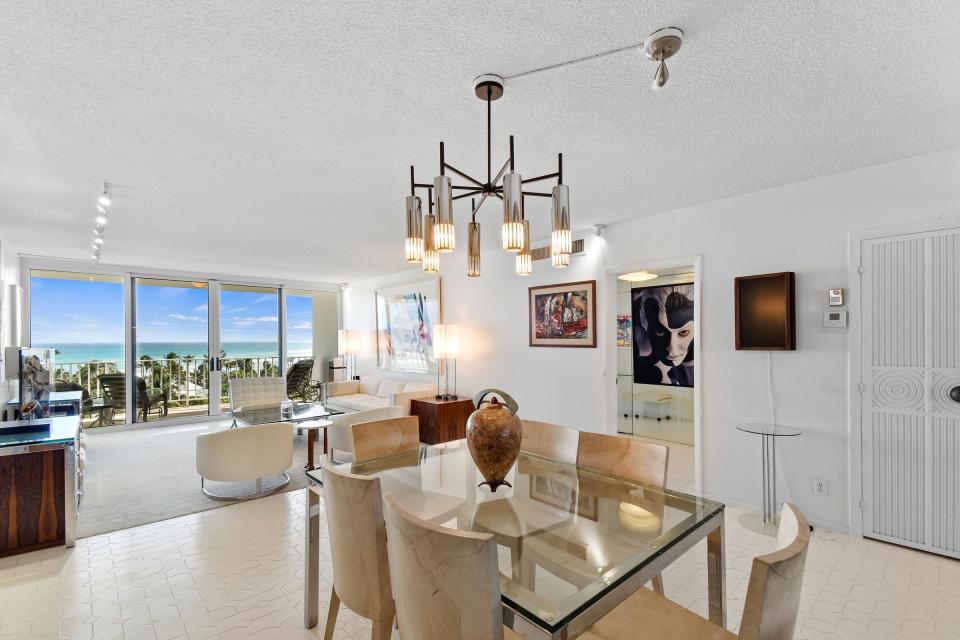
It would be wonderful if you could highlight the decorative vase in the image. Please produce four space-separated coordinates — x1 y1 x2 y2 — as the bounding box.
466 388 522 492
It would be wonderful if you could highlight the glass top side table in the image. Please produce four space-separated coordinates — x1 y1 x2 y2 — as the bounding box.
736 423 802 534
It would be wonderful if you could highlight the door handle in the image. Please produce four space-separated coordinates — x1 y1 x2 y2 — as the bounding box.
950 386 960 403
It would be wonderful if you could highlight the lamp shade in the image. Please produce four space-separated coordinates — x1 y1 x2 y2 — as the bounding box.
551 184 572 258
515 220 532 276
443 325 460 358
337 329 348 355
433 324 446 360
346 330 361 355
422 212 439 273
467 221 481 277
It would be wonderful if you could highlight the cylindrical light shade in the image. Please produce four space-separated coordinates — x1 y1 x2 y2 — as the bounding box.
444 325 461 358
516 220 532 276
501 172 524 252
433 175 455 252
423 213 439 273
552 252 569 268
346 330 361 355
405 195 423 263
433 324 446 360
467 221 481 277
337 329 348 355
551 184 572 257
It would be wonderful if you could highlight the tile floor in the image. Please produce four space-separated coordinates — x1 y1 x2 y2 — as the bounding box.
2 480 959 639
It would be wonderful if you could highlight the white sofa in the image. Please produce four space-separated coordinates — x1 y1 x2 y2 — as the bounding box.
228 376 286 411
196 422 293 500
325 375 434 415
325 405 404 461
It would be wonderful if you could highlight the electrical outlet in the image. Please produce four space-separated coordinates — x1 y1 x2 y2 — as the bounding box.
813 477 829 496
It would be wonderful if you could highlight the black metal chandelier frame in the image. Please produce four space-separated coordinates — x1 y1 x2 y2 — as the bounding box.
408 80 564 224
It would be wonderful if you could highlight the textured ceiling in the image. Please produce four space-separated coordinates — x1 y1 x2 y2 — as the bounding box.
1 1 959 282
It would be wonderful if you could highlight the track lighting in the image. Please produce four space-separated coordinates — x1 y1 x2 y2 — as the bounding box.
96 212 108 225
644 28 682 91
98 183 112 207
93 236 104 245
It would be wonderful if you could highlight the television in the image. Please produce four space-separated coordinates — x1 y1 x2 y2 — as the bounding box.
735 272 796 350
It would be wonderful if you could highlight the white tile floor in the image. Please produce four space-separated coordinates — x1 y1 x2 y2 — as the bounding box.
3 482 959 640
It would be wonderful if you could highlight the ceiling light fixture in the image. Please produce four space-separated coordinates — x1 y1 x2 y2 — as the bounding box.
93 236 104 245
618 270 659 282
406 75 569 278
643 27 683 90
98 182 112 207
95 212 108 225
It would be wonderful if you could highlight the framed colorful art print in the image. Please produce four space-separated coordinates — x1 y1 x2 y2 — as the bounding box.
528 280 597 348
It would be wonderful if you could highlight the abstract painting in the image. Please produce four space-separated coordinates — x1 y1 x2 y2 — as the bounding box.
632 283 694 387
528 280 596 348
617 314 632 347
376 277 440 373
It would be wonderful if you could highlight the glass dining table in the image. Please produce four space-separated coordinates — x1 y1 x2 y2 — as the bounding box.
303 440 726 639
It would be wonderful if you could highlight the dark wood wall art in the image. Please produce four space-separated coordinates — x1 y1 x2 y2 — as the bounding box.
734 272 796 350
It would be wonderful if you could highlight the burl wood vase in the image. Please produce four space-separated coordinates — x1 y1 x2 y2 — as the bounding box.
466 389 522 492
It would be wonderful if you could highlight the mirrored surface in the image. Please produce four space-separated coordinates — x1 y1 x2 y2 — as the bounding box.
309 440 723 631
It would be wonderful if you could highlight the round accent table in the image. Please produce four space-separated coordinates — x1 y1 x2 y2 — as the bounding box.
295 419 333 471
736 423 802 535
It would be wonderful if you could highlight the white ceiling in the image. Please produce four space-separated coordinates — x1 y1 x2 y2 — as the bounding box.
1 1 958 283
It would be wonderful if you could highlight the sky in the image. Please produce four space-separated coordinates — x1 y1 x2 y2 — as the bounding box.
30 275 314 346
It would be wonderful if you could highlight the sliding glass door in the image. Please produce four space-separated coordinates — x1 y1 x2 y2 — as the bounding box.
218 284 281 410
132 278 211 423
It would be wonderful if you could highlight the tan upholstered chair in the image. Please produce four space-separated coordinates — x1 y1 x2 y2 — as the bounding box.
326 406 404 461
320 460 395 640
520 419 580 464
584 503 811 640
195 422 293 500
227 376 286 411
577 431 669 594
381 494 522 640
351 416 420 463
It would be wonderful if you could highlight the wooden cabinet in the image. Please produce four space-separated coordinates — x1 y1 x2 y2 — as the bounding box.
0 448 66 556
410 398 475 445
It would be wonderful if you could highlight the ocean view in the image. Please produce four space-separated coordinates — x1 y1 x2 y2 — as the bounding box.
47 342 312 364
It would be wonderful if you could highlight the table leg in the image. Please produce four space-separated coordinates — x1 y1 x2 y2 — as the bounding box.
304 487 320 628
307 433 315 471
761 433 778 525
707 516 727 628
323 426 328 454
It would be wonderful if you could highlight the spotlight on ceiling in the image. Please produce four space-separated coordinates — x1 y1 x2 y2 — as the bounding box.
96 212 108 225
98 182 112 207
643 27 683 90
618 270 658 282
93 236 104 245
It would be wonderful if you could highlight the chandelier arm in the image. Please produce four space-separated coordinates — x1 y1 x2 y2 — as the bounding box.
473 192 489 215
410 165 416 196
492 193 504 200
521 191 553 198
509 135 515 171
451 184 485 191
492 158 511 187
487 89 492 185
443 162 485 188
453 189 483 200
414 182 433 189
521 171 561 185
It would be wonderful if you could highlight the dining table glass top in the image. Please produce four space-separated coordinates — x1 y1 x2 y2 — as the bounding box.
307 440 723 632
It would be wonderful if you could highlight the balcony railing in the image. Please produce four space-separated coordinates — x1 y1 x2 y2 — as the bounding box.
54 355 307 413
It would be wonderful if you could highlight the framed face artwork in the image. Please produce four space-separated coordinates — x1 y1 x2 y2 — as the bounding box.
375 277 441 373
528 280 597 348
631 282 694 387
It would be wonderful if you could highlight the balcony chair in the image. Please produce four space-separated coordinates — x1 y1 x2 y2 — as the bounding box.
286 358 315 401
97 374 168 423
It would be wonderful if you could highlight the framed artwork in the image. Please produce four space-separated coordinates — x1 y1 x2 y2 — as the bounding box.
375 276 441 373
616 314 632 347
631 282 694 387
528 280 597 348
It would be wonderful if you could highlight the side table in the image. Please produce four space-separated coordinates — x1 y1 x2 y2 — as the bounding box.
736 422 802 535
410 397 475 444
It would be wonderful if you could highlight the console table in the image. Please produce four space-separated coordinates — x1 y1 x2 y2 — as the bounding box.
410 397 475 444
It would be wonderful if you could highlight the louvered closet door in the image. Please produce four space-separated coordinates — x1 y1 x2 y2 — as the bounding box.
861 228 960 558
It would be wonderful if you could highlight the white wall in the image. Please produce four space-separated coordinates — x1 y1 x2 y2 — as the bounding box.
0 231 21 405
344 147 960 531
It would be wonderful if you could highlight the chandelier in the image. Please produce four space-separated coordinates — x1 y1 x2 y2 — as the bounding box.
404 74 571 277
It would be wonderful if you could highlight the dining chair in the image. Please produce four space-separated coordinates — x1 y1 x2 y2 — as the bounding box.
381 494 523 640
319 460 395 640
577 431 669 594
520 419 580 464
326 406 404 462
351 416 420 463
582 502 811 640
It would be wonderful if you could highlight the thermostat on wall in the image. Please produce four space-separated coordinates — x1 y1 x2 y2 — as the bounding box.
828 288 845 306
823 309 848 328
